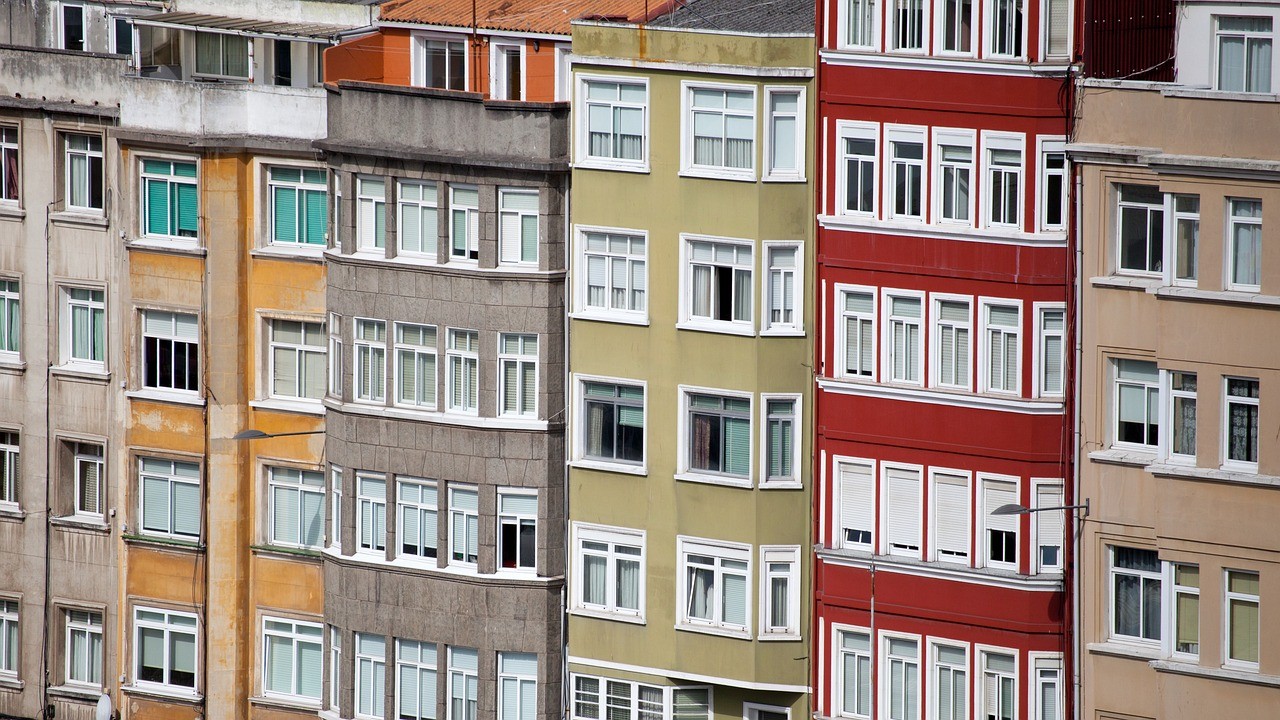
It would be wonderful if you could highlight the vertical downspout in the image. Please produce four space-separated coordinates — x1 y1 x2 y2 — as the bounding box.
1070 164 1084 720
561 172 572 720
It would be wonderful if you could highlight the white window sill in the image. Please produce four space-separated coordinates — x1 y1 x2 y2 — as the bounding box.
47 684 102 701
1089 448 1158 467
569 607 646 625
253 244 326 262
1086 641 1161 661
50 364 109 382
127 388 204 407
679 167 757 183
50 515 110 533
1151 285 1280 307
126 238 206 256
761 173 806 184
676 320 756 337
674 471 752 489
122 683 203 704
675 621 752 641
50 210 107 228
1161 86 1279 103
819 213 1067 246
759 480 803 490
569 459 647 477
327 398 549 430
0 356 25 374
1090 275 1162 291
251 398 325 416
495 262 542 272
0 674 23 691
0 505 26 521
569 310 650 327
816 546 1064 591
1146 463 1280 487
574 158 650 174
1150 659 1280 687
0 204 26 221
817 376 1064 414
323 546 563 584
759 327 805 338
352 248 388 259
757 632 802 642
251 694 323 711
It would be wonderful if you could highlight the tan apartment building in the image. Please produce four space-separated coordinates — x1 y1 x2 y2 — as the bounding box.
1072 3 1280 718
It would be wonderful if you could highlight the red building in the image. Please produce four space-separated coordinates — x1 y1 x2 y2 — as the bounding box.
813 3 1077 720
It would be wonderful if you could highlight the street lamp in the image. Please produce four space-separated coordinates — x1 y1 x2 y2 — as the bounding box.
991 498 1090 517
230 428 325 440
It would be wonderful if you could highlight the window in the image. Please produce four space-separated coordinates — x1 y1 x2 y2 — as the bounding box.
931 471 969 564
686 85 756 176
397 639 438 720
357 474 386 554
0 279 16 357
112 16 134 56
932 645 967 720
269 167 327 246
63 287 105 367
987 0 1024 57
840 126 878 215
139 458 201 540
581 79 647 166
936 140 973 224
838 459 875 550
449 186 479 262
142 310 199 393
65 609 102 687
574 524 644 618
762 396 798 486
499 334 537 417
330 627 342 711
581 381 644 465
270 319 326 401
679 538 751 634
498 189 538 265
1116 185 1164 275
448 647 479 720
981 477 1017 569
498 653 537 720
446 329 479 414
1035 307 1064 398
1039 147 1066 232
685 238 753 328
1217 17 1273 93
355 633 386 719
330 467 342 549
765 88 804 179
62 3 85 50
888 134 925 221
65 133 103 211
1226 570 1260 666
933 299 971 390
836 629 872 718
760 546 800 637
580 230 647 318
491 43 524 101
1228 198 1262 290
398 478 438 560
892 0 926 51
1034 483 1063 572
357 177 386 252
1114 359 1158 448
980 652 1015 720
764 244 801 334
1042 0 1070 58
399 181 438 256
1110 546 1161 642
1225 377 1260 469
985 144 1022 228
685 392 752 480
883 637 919 720
395 323 437 409
73 442 104 517
1169 564 1199 658
883 466 922 557
135 607 197 690
421 38 465 90
554 45 571 102
329 315 344 398
885 294 923 385
0 600 14 677
195 31 250 79
940 0 974 53
840 288 876 379
981 302 1020 395
263 617 323 701
1167 371 1196 461
1171 195 1199 283
1 126 19 203
140 159 198 240
0 432 17 506
498 491 536 571
268 467 324 549
449 486 479 566
354 319 387 403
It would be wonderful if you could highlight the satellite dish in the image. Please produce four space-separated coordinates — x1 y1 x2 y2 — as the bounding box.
95 694 113 720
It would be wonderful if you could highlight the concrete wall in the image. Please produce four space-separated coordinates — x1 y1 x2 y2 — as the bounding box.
0 45 127 106
119 76 327 140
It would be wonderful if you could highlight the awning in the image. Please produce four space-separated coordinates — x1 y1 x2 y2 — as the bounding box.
131 12 355 43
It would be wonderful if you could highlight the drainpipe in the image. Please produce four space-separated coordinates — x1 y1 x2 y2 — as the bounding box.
1070 166 1084 720
560 163 572 720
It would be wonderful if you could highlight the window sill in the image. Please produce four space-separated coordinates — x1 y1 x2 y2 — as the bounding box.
1090 275 1162 291
50 365 109 382
252 245 326 263
1086 641 1161 661
250 543 323 561
127 388 205 407
49 210 107 229
1089 448 1158 468
322 546 564 585
1151 285 1280 307
573 158 650 174
0 505 25 522
0 357 24 374
569 459 647 477
326 398 552 431
1161 86 1279 103
122 533 204 553
676 320 756 337
0 674 24 691
675 621 753 641
126 239 207 257
569 311 650 327
250 398 325 417
757 632 802 642
250 694 323 712
50 515 110 533
1146 463 1280 488
761 174 806 184
47 684 103 701
122 683 203 705
816 376 1065 415
815 546 1064 591
569 607 646 625
0 205 25 222
1150 659 1280 687
759 327 806 338
678 168 757 183
674 471 753 489
818 213 1066 246
759 480 803 490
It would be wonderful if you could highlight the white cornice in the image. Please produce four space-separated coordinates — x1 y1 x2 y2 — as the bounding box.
816 377 1065 415
569 54 813 79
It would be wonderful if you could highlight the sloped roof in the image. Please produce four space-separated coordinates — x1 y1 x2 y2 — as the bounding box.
646 0 814 34
378 0 650 35
133 12 356 40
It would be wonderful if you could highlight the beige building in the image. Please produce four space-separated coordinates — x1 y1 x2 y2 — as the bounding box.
1072 4 1280 718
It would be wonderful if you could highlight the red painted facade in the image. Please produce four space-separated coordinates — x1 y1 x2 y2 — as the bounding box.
814 2 1077 720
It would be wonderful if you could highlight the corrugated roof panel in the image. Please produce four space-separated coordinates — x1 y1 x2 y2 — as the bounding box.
378 0 650 35
133 11 357 39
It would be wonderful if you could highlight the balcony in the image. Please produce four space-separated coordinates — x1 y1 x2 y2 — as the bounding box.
119 74 326 139
0 45 127 113
320 80 569 171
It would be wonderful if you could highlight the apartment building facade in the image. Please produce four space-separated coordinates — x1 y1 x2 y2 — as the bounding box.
565 5 815 720
1073 2 1280 717
813 2 1076 720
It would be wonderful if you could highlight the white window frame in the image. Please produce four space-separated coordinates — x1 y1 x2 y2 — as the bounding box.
759 393 802 489
133 606 199 693
64 133 104 213
677 386 754 488
1113 358 1160 451
835 456 876 551
64 608 103 688
0 278 16 360
575 74 650 172
1222 376 1260 472
329 313 343 399
571 522 646 622
979 298 1022 396
977 473 1020 571
745 702 792 720
449 185 480 263
575 225 649 324
762 241 804 336
882 289 925 387
489 40 526 101
140 309 199 394
935 0 977 56
837 121 879 218
676 535 753 638
447 646 479 720
497 652 538 720
1108 545 1162 645
1163 562 1200 661
679 234 756 335
553 44 571 102
395 322 438 410
1114 184 1165 277
396 638 438 720
330 466 343 550
412 33 468 91
680 80 758 181
573 374 648 474
1029 653 1063 720
928 468 971 565
266 164 329 248
498 188 539 266
1032 302 1065 399
138 458 201 541
889 0 930 53
984 0 1027 59
880 463 924 559
262 616 324 702
927 640 969 720
61 286 106 370
1167 193 1200 287
838 0 879 50
355 632 387 720
0 126 17 207
356 473 387 556
1226 197 1262 292
330 627 342 711
932 128 976 227
356 176 386 252
832 624 873 719
975 646 1019 720
1035 137 1068 234
192 30 252 81
268 317 327 402
930 293 973 391
1039 0 1073 60
353 318 388 404
497 333 538 418
758 545 801 639
1162 369 1197 464
398 180 439 258
446 328 479 415
0 599 15 677
448 485 479 568
763 86 806 181
497 488 537 573
0 431 17 508
72 441 105 519
267 466 325 550
837 284 878 381
884 125 928 222
880 632 922 720
981 132 1025 230
1031 479 1064 574
139 157 200 243
1215 16 1275 93
59 2 86 51
397 476 439 562
1224 569 1261 669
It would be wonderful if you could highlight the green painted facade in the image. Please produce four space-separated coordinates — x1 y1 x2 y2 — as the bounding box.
567 20 816 720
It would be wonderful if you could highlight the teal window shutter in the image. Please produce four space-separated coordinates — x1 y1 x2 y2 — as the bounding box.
724 416 751 476
146 178 169 236
274 186 297 242
304 188 328 245
175 182 198 237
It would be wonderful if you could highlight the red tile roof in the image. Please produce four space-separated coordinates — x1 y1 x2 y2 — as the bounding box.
378 0 651 35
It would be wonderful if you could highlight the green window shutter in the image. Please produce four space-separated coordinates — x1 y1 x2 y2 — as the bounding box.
304 189 328 245
172 161 197 178
273 187 297 242
520 215 538 263
146 178 169 236
175 182 198 237
724 416 751 476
